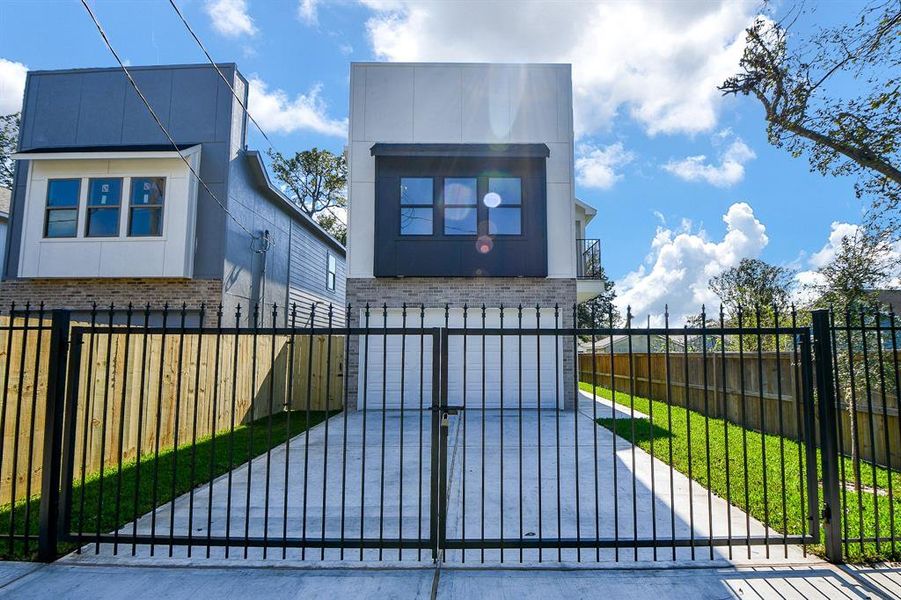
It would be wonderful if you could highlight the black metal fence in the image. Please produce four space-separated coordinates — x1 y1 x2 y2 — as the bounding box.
0 303 899 563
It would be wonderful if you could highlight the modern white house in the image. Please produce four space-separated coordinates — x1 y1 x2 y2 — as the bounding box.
1 63 346 325
344 62 603 410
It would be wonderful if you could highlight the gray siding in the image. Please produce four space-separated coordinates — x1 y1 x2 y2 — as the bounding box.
287 220 347 326
5 64 240 281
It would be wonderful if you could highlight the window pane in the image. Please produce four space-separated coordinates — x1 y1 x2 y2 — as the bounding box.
487 177 521 206
400 178 433 205
444 178 477 205
328 254 336 274
45 209 77 237
47 179 80 207
488 207 522 235
400 207 433 235
444 207 477 235
129 207 162 237
131 177 165 206
88 178 122 207
87 208 120 237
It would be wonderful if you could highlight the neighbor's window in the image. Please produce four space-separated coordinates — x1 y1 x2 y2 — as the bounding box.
400 177 433 235
44 179 80 238
326 253 337 291
85 178 122 237
443 177 477 235
128 177 165 237
486 177 522 235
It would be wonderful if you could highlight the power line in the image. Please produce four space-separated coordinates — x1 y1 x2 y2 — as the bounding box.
166 0 347 231
79 0 259 241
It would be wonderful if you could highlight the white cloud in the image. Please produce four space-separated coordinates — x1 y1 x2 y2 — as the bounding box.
616 202 768 324
575 142 635 189
298 0 319 25
361 1 755 137
0 58 27 115
248 77 347 137
205 0 257 38
663 137 756 187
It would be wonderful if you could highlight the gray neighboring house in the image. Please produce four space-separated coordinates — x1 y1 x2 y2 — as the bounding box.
1 63 345 325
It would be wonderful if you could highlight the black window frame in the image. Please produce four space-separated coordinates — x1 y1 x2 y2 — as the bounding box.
44 178 81 239
85 177 123 238
326 252 337 291
127 176 166 237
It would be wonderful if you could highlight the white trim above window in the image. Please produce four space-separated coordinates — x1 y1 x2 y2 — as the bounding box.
13 145 201 162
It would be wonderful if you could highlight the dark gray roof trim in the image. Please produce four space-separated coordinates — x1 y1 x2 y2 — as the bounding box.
16 144 199 154
244 150 346 256
370 143 550 158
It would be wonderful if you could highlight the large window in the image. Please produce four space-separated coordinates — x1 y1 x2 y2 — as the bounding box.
128 177 165 237
487 177 522 235
44 179 80 238
86 178 122 237
326 253 337 291
400 177 433 235
443 177 477 235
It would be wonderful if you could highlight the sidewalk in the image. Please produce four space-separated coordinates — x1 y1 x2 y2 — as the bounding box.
1 560 899 599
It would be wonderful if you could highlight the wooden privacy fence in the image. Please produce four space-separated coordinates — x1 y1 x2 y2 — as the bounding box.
0 322 345 506
579 350 901 467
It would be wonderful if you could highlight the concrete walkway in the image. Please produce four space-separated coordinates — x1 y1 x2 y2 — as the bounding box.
2 561 900 599
66 391 805 564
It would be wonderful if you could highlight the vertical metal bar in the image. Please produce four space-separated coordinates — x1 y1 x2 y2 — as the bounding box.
262 304 278 559
461 303 467 562
94 305 114 555
339 304 351 560
187 304 206 558
0 303 15 549
243 303 260 559
397 304 406 561
701 307 714 560
719 306 733 559
627 308 638 561
302 303 316 560
799 329 820 546
75 304 97 552
554 305 562 562
37 310 71 562
359 304 370 561
874 307 894 556
150 305 169 557
429 326 441 562
664 306 675 560
889 307 901 557
812 309 843 563
111 304 132 556
168 304 187 557
535 305 543 563
23 303 46 556
499 305 506 563
205 305 223 559
378 304 388 561
322 305 334 560
572 304 581 563
682 321 695 560
774 306 788 558
606 305 615 561
417 304 425 561
224 304 241 559
755 306 769 558
647 314 657 561
480 304 486 563
859 307 880 552
438 327 450 560
791 307 810 555
58 328 84 548
845 307 865 555
283 304 298 559
131 303 150 556
737 307 751 558
10 303 32 554
518 304 524 564
830 308 850 555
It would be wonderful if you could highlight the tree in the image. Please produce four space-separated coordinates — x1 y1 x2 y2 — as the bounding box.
267 148 347 244
709 258 796 319
720 2 901 236
0 113 19 189
809 227 893 312
576 265 622 330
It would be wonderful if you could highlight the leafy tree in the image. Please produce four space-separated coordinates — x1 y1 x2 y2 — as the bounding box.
267 148 347 244
809 227 894 312
720 2 901 236
0 113 20 189
709 258 796 320
577 265 622 330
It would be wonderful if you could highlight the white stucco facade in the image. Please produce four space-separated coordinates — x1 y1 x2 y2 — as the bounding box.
346 62 577 279
15 148 200 279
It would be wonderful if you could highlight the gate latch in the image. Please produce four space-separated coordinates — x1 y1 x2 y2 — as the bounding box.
821 503 832 523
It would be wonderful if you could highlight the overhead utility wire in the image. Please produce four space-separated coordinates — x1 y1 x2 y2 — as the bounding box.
167 0 348 231
79 0 260 241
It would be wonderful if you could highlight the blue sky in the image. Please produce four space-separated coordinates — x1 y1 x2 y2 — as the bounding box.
0 0 876 321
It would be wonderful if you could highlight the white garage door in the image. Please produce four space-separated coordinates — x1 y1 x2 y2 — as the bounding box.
357 307 563 410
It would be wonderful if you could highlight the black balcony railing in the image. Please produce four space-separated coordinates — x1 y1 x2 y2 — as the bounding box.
576 238 602 279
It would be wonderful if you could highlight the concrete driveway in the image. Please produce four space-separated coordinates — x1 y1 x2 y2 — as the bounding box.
66 391 807 564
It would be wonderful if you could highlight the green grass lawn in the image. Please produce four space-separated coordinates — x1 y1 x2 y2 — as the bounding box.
581 381 901 563
0 409 336 561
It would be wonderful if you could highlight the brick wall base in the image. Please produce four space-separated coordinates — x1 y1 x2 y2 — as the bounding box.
0 278 223 325
345 277 578 410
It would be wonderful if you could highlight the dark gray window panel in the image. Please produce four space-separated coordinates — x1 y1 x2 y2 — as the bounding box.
373 155 548 278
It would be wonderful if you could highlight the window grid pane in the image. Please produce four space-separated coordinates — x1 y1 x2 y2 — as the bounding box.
401 207 433 235
400 178 433 205
488 206 522 235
